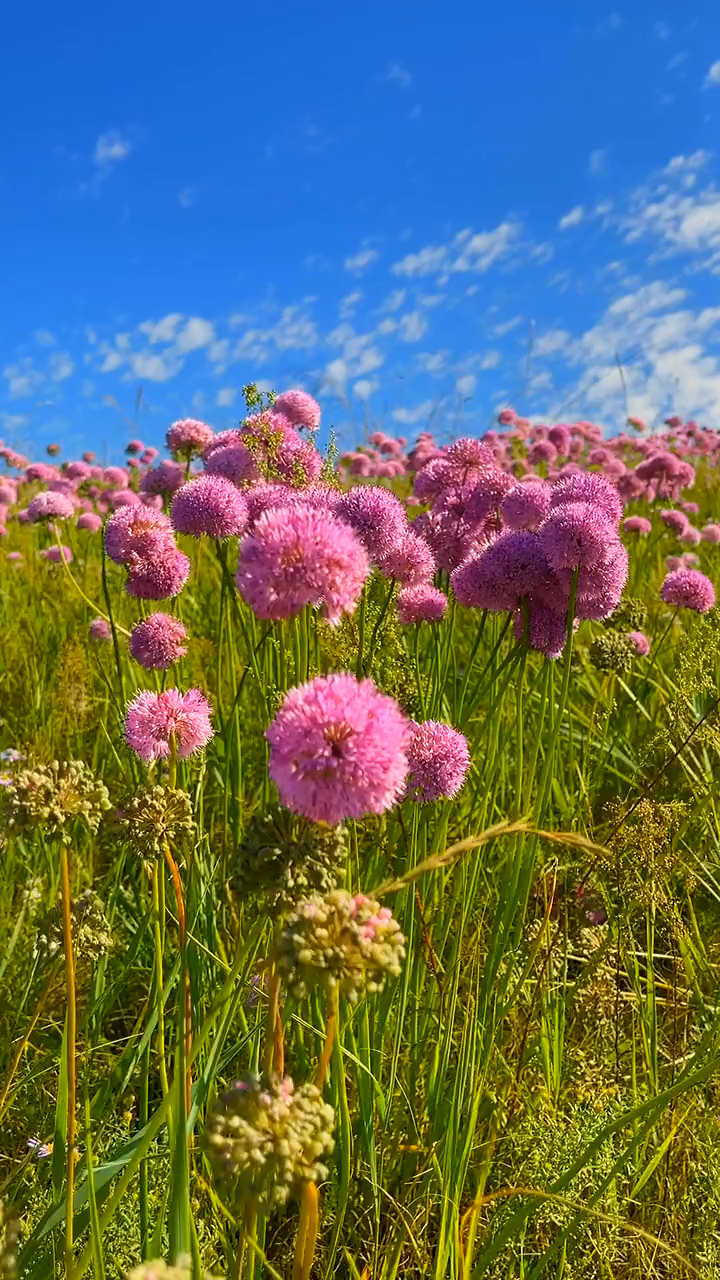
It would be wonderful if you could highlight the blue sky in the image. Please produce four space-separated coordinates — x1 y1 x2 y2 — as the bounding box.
3 0 720 459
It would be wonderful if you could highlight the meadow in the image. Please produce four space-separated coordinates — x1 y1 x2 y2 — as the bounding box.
0 388 719 1279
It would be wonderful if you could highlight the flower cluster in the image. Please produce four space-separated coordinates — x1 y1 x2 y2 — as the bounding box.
4 759 110 834
124 689 213 762
275 889 405 1000
119 785 195 858
233 804 348 911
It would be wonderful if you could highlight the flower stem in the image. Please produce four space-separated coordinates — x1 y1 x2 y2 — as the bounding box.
60 845 76 1280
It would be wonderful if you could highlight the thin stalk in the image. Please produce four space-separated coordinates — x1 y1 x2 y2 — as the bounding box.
60 845 77 1280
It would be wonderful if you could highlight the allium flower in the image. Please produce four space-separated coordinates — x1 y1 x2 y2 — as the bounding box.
679 524 701 546
204 1073 334 1214
27 492 74 521
464 468 516 522
124 548 191 600
452 531 557 612
237 507 368 624
41 545 72 564
266 674 410 825
124 688 213 761
6 552 22 563
35 889 113 963
551 472 623 525
335 486 407 561
445 437 495 468
629 630 650 656
539 502 616 571
623 516 652 536
573 540 629 621
104 505 175 564
501 479 552 530
129 613 188 669
103 466 129 486
171 475 248 539
89 618 112 642
77 512 103 533
120 785 195 859
5 760 110 834
377 529 436 584
167 418 214 458
204 442 258 485
513 602 570 659
233 804 348 911
276 889 405 999
528 440 558 465
109 488 140 509
126 438 145 455
660 568 716 613
660 508 689 535
589 632 637 674
413 505 486 573
405 721 469 802
397 583 448 624
273 389 322 431
702 523 720 543
140 460 186 496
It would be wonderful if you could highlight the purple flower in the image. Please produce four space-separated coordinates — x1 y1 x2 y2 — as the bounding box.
77 512 103 533
205 442 259 486
629 630 650 656
405 721 470 802
464 469 516 522
167 418 215 458
660 508 689 535
336 486 408 562
266 674 410 825
539 502 616 572
105 506 176 565
171 475 249 539
551 472 623 525
89 618 112 643
125 688 213 761
41 545 72 564
396 583 448 624
27 492 75 522
513 602 572 659
125 548 191 600
501 479 552 531
623 516 652 536
661 568 716 613
140 460 186 496
273 389 322 431
452 531 558 613
378 529 436 585
129 613 189 669
702 523 720 543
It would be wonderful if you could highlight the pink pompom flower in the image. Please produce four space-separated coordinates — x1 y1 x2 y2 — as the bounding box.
125 688 213 762
204 442 258 486
125 548 191 600
77 512 103 533
27 492 75 522
167 418 215 459
501 479 552 531
237 506 369 624
140 461 186 496
129 613 189 669
335 486 408 562
539 502 616 572
701 523 720 544
405 721 470 802
623 516 652 536
378 529 436 585
89 618 112 643
266 673 410 825
629 630 650 656
551 472 623 525
660 568 716 613
660 508 689 535
41 545 73 564
397 584 448 624
171 475 249 539
105 505 175 564
273 389 322 432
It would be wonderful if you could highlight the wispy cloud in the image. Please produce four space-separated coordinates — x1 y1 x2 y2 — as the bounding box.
705 60 720 87
94 130 132 167
558 205 585 231
344 248 380 273
392 220 520 278
178 187 197 208
589 149 606 175
384 62 412 89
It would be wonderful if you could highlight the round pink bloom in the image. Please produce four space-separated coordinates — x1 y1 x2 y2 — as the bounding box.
125 548 191 600
126 439 145 455
129 613 188 669
140 461 186 496
6 552 22 563
413 506 486 574
445 437 495 469
41 545 72 564
89 617 112 643
660 568 715 613
551 472 623 525
701 523 720 543
273 389 322 431
237 507 368 624
548 424 571 454
397 584 448 624
109 488 141 509
571 540 629 621
629 630 650 656
103 466 129 487
0 485 16 504
167 418 215 458
464 468 516 522
171 475 249 539
501 479 552 531
679 525 701 546
65 461 91 481
27 492 74 522
452 531 557 613
681 501 700 516
125 688 213 762
405 721 469 803
273 437 324 487
623 516 652 536
105 506 175 564
265 673 410 825
205 442 258 486
539 502 616 572
660 508 689 535
513 602 570 659
498 408 516 426
378 529 436 585
528 440 558 465
202 428 245 458
336 486 408 561
77 512 103 533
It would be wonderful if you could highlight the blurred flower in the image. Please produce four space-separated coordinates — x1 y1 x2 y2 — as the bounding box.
89 618 113 643
40 545 73 564
273 389 322 431
336 486 408 562
623 516 652 536
660 568 716 613
27 492 74 522
167 418 214 459
396 583 448 624
276 889 405 1000
629 630 650 656
129 614 188 669
4 759 110 834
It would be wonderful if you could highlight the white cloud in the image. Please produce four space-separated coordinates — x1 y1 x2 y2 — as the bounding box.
705 61 720 87
559 205 585 231
353 378 378 400
392 220 520 278
494 316 522 337
175 317 216 354
478 350 502 369
128 352 181 382
456 374 477 397
49 353 75 381
398 310 428 342
381 289 407 311
589 149 606 174
623 170 720 269
34 329 56 347
534 329 571 357
216 387 236 407
138 314 184 344
417 351 447 374
94 130 132 167
340 290 363 318
385 62 411 88
3 359 43 399
392 245 448 278
178 187 196 208
392 400 435 424
344 248 379 273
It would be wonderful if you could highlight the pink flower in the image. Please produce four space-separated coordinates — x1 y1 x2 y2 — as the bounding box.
129 613 188 669
396 583 448 624
204 442 258 486
105 506 175 564
528 440 558 465
452 531 557 613
171 475 249 539
167 418 215 458
405 721 470 802
126 438 145 454
77 512 103 533
464 468 516 522
273 389 322 431
660 568 715 613
266 674 410 825
27 492 74 522
498 408 516 425
125 688 213 761
539 502 616 571
623 516 652 536
125 548 191 600
629 630 650 656
140 461 186 496
701 523 720 543
109 488 141 509
679 525 701 546
65 461 91 481
378 529 436 585
335 486 408 561
237 506 368 623
660 508 689 535
551 472 623 525
41 545 72 564
501 479 552 531
513 602 571 659
6 552 22 563
89 618 112 643
103 466 129 487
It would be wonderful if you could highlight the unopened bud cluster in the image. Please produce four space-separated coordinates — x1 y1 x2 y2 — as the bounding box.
120 785 195 858
204 1072 334 1214
4 760 110 834
589 632 637 674
276 889 405 1001
233 804 348 911
35 890 113 963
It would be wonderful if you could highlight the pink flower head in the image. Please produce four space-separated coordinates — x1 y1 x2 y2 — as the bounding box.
498 408 516 426
7 552 22 563
405 721 469 802
65 461 91 482
464 468 516 522
623 516 652 536
681 501 700 516
140 460 186 496
661 568 715 613
167 418 215 458
273 389 322 432
501 479 552 531
204 442 258 486
126 439 145 455
265 673 410 825
103 466 129 487
660 508 689 535
701 523 720 543
336 486 408 562
514 601 571 659
551 472 623 525
452 530 557 613
274 436 324 487
237 506 368 624
109 488 141 510
528 440 558 466
77 512 103 533
629 630 650 656
679 524 702 546
445 437 495 469
548 424 571 455
377 529 436 585
397 583 448 624
171 475 248 539
104 505 175 564
539 502 616 571
89 617 112 643
413 506 486 574
41 545 72 564
125 548 191 600
572 540 629 621
129 613 188 669
125 688 213 761
27 492 74 522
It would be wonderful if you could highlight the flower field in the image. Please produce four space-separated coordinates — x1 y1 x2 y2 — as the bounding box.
2 388 720 1278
